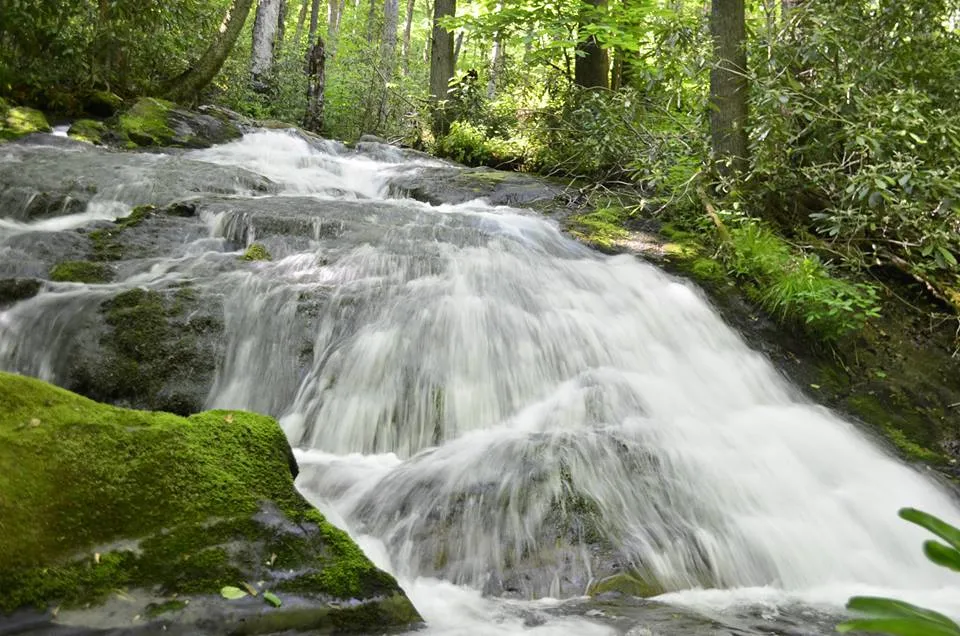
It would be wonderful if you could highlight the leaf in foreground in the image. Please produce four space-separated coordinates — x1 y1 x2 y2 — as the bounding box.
220 586 248 600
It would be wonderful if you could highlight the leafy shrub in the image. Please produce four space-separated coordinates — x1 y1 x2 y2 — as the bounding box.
434 121 525 169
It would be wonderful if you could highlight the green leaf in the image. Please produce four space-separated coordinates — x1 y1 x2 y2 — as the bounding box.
924 540 960 572
837 618 960 636
847 596 960 628
220 586 248 600
263 592 282 607
899 508 960 551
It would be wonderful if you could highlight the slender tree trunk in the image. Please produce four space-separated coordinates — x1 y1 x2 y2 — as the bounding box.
709 0 749 176
251 0 285 91
574 0 609 88
328 0 345 57
166 0 256 103
309 0 321 41
304 38 326 132
378 0 401 127
429 0 456 137
453 30 464 66
294 0 309 46
486 11 503 100
277 0 288 48
366 0 379 42
402 0 416 74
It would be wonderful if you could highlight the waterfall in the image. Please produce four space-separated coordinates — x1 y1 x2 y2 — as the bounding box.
2 129 959 634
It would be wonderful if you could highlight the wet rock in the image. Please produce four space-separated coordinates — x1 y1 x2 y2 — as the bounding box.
390 165 566 208
0 372 422 634
0 279 42 307
0 141 274 221
114 98 242 149
66 286 224 416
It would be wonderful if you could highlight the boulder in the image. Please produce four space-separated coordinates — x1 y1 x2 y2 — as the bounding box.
114 98 242 149
0 99 52 141
0 371 422 634
67 118 108 145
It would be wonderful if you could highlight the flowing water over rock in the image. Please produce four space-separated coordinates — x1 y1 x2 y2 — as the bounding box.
2 129 960 635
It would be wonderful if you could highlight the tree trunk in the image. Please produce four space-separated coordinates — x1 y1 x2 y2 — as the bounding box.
309 0 321 41
166 0 256 103
486 14 503 99
328 0 345 56
709 0 749 177
294 0 309 46
377 0 401 127
304 38 326 132
453 30 464 66
366 0 379 42
402 0 416 74
276 0 288 49
574 0 609 89
251 0 285 91
429 0 456 137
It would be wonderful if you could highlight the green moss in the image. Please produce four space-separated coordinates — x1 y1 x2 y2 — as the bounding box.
0 373 415 625
587 572 664 599
242 243 272 262
118 98 177 147
0 279 42 306
67 119 108 145
85 91 123 117
49 260 113 284
846 393 948 464
567 207 632 249
89 205 158 261
0 105 52 141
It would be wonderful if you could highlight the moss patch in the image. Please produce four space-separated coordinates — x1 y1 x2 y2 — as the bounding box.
84 91 123 117
89 205 158 261
0 279 42 306
49 260 113 284
587 572 664 599
117 98 177 147
242 243 272 262
567 207 632 250
67 119 108 145
0 104 52 141
0 372 418 629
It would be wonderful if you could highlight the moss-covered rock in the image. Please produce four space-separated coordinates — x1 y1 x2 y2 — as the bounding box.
67 286 220 415
115 97 242 149
587 572 665 599
242 242 272 261
84 90 123 117
49 260 113 284
0 372 422 632
67 118 108 145
0 101 52 141
0 278 42 307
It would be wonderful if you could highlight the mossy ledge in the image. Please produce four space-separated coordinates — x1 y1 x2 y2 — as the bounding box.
0 372 422 633
0 98 52 141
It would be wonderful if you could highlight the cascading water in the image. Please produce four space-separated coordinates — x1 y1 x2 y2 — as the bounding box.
2 129 960 635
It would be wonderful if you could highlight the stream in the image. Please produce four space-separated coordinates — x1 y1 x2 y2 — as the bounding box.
2 129 960 635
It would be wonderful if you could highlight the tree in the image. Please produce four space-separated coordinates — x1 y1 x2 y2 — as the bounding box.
486 1 504 99
402 0 417 74
574 0 609 89
709 0 749 177
251 0 286 92
377 0 401 127
166 0 256 103
429 0 456 137
304 0 325 133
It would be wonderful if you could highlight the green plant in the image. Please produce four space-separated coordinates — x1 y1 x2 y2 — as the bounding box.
839 508 960 636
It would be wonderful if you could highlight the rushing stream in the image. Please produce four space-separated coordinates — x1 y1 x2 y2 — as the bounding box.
2 130 960 634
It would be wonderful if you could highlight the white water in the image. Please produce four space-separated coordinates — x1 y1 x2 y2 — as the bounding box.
3 129 960 634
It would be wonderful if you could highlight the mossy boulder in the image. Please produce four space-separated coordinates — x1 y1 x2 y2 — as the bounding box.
115 97 241 149
0 100 52 141
242 242 273 261
0 278 42 307
587 572 665 600
49 260 113 284
67 118 108 145
83 90 123 117
0 372 422 633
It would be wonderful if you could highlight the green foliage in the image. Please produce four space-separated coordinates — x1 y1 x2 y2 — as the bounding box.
722 222 881 339
839 508 960 636
434 121 525 168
